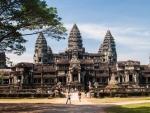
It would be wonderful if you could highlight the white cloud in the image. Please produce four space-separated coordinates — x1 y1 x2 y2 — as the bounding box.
65 23 106 39
65 23 150 47
6 53 33 65
6 23 150 64
66 23 150 46
65 23 150 64
118 52 149 65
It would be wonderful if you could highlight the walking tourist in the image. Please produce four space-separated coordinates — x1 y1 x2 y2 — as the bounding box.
66 92 71 104
78 91 81 102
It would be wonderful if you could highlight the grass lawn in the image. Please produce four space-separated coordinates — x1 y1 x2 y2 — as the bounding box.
87 97 150 103
106 103 150 113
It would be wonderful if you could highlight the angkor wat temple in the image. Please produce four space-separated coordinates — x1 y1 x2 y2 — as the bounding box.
0 24 150 90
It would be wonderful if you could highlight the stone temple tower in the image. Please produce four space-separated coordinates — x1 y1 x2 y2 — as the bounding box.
47 46 53 64
68 24 85 54
33 32 48 64
99 30 117 64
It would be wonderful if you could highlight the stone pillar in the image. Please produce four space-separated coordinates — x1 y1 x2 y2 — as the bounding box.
124 76 126 83
9 75 11 85
14 75 17 85
118 76 120 83
78 72 80 83
67 72 72 83
124 72 127 83
136 73 139 84
134 73 138 84
70 73 73 82
146 77 149 88
126 73 129 83
123 76 125 83
66 75 69 83
21 75 24 84
134 72 136 83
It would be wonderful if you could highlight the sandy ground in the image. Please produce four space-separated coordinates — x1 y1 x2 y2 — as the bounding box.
0 103 108 113
0 97 107 113
0 93 150 113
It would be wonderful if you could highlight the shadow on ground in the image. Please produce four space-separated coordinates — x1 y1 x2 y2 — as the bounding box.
0 103 107 113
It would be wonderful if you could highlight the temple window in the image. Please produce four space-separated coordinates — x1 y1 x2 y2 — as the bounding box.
129 75 133 82
120 76 122 83
39 57 41 62
44 79 48 83
33 78 41 83
102 77 106 83
50 79 54 84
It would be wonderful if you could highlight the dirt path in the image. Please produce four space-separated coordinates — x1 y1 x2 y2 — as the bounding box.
0 97 150 113
0 97 107 113
0 103 108 113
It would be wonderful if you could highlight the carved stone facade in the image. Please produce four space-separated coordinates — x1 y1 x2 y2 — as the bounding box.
1 24 150 89
68 54 81 83
117 61 140 84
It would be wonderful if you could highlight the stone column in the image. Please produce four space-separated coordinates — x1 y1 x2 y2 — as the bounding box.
70 73 73 82
118 76 120 83
9 75 11 85
123 76 125 83
125 71 128 83
78 72 81 83
21 75 24 84
133 71 136 83
14 75 17 85
136 73 139 84
146 77 149 88
67 69 72 83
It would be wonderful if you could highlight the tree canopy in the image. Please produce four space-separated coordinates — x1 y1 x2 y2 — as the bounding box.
0 0 66 55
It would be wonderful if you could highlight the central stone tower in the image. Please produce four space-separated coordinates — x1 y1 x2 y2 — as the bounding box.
67 24 84 84
67 24 85 59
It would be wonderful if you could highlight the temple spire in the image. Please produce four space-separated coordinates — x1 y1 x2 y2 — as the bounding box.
68 24 85 53
71 24 80 32
99 30 117 64
33 32 48 64
106 30 113 37
47 46 53 63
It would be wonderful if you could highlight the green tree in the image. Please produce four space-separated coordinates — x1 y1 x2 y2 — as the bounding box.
0 0 66 55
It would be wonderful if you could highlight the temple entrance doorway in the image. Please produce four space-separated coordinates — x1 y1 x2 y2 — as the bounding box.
120 76 122 83
84 73 92 91
129 74 133 82
72 70 78 82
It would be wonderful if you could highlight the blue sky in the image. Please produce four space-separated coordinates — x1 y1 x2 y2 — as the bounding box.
7 0 150 64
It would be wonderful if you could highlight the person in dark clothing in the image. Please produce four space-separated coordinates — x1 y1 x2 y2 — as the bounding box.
66 92 71 104
78 91 81 102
